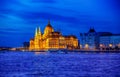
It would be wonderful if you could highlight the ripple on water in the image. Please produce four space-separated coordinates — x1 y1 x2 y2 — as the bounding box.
0 51 120 77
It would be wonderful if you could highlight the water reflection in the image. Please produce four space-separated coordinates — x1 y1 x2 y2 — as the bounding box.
34 51 47 55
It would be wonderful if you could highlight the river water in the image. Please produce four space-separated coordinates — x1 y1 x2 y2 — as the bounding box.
0 51 120 77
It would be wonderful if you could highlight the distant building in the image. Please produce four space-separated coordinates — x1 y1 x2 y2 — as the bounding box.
80 28 120 50
80 28 99 50
29 21 78 51
23 42 29 49
99 34 120 50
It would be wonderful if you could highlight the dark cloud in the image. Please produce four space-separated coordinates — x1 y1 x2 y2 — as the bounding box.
15 12 79 24
31 0 56 3
0 28 21 32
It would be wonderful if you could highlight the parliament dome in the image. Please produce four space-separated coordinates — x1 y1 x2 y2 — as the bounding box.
44 20 54 34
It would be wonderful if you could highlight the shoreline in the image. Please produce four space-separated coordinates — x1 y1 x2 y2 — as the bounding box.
0 50 120 53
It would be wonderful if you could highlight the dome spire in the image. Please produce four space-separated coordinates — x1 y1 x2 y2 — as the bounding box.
48 20 50 24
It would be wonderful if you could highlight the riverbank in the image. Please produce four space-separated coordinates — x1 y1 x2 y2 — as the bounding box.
0 50 120 53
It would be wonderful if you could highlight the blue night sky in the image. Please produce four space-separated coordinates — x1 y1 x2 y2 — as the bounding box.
0 0 120 47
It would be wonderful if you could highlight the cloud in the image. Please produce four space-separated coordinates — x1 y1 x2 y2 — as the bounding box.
31 0 56 3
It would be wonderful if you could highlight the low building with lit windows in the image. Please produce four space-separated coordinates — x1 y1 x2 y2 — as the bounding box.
80 29 120 50
29 21 78 51
99 34 120 50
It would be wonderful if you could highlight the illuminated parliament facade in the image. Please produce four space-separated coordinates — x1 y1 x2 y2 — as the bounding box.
29 21 78 50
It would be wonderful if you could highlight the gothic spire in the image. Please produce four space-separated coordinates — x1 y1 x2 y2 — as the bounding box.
38 26 42 35
35 27 38 36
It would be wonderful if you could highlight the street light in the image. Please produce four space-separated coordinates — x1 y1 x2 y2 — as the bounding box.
109 44 112 47
100 44 103 47
80 44 82 49
85 44 89 49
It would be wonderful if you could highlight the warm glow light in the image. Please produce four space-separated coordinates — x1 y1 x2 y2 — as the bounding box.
109 44 112 47
100 44 103 47
80 44 82 48
85 44 89 49
29 22 78 50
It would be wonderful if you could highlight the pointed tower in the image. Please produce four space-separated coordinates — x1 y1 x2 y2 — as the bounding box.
38 26 42 39
88 26 96 33
35 27 38 37
35 27 42 37
38 27 42 35
34 27 42 50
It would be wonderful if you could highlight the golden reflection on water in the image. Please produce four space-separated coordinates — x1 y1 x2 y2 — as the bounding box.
34 52 47 55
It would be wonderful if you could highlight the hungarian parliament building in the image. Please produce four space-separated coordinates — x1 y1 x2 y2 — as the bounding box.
29 21 78 51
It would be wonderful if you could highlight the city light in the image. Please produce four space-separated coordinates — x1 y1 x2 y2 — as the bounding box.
100 44 103 47
29 21 78 51
109 44 112 47
85 44 89 49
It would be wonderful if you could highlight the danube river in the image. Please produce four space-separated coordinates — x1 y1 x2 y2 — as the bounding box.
0 51 120 77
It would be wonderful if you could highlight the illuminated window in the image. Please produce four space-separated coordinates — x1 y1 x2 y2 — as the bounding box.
85 44 89 49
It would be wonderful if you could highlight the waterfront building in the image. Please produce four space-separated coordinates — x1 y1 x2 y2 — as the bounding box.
99 33 120 50
80 28 120 50
80 28 99 50
29 21 78 51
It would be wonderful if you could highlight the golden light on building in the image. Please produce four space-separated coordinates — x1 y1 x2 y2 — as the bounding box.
29 21 78 51
85 44 89 49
